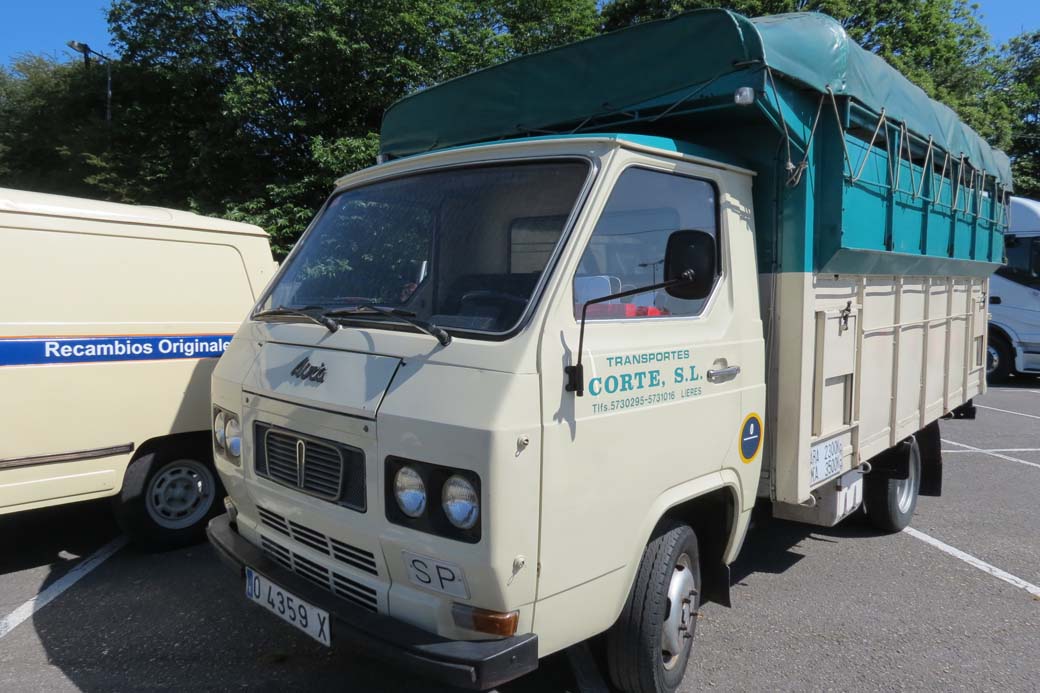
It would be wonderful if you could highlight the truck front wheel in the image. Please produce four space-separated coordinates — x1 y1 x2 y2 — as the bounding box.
606 521 700 693
864 437 921 532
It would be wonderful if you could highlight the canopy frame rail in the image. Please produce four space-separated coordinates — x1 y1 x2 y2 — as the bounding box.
824 92 1010 227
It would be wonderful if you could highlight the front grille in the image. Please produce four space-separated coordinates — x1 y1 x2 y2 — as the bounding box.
260 535 378 612
256 505 378 576
254 423 366 511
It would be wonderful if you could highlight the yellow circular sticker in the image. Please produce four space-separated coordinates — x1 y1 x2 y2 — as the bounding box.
739 413 763 463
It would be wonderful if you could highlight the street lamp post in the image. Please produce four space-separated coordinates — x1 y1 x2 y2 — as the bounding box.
67 40 113 125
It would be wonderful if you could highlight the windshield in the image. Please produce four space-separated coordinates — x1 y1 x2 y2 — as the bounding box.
261 160 591 336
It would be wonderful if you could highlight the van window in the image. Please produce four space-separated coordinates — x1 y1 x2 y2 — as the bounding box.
997 236 1040 288
574 167 718 319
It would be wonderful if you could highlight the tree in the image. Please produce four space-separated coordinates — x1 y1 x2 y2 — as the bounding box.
0 56 108 198
102 0 599 255
1004 31 1040 198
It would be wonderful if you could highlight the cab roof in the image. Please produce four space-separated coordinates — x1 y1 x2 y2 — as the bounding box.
0 187 267 237
1010 197 1040 236
338 133 753 187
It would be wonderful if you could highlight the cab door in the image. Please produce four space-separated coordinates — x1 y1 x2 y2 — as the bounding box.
536 153 763 603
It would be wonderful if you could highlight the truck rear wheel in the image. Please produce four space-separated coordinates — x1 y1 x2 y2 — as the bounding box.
606 521 700 693
113 447 224 550
864 437 921 532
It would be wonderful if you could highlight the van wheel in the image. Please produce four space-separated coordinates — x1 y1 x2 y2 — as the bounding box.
864 437 921 533
113 450 224 550
606 521 700 693
987 333 1012 382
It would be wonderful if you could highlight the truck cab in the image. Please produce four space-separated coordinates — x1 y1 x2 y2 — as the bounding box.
988 196 1040 380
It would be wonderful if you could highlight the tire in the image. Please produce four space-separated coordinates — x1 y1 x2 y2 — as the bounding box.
606 521 700 693
987 333 1013 382
112 447 225 550
864 437 921 533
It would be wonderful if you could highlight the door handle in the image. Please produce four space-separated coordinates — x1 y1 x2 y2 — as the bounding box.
706 365 741 383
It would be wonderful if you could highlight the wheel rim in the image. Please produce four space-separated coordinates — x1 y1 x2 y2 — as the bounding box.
987 345 999 375
661 553 697 671
145 459 215 530
895 450 918 514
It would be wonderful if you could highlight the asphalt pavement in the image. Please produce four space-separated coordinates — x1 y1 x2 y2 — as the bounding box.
1 380 1038 691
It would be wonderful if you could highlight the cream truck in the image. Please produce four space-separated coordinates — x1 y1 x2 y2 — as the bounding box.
206 11 1008 692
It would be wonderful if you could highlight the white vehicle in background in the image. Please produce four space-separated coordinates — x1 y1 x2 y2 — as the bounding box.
988 196 1040 381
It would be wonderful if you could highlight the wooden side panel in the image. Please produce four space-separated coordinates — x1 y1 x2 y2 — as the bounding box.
768 272 988 504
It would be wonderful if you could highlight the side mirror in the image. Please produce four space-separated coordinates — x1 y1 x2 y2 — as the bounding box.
564 229 717 397
663 230 716 300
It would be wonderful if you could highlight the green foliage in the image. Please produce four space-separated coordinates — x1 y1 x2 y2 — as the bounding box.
0 56 109 198
1004 31 1040 198
0 0 1036 255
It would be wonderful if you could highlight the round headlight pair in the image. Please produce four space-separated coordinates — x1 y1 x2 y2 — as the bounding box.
393 467 479 530
213 409 241 458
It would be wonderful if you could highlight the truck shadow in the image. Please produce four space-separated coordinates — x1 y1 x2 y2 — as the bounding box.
729 505 882 587
15 501 573 692
11 500 884 692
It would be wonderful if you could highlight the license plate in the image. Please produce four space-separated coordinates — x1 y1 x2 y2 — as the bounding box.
810 438 843 486
245 567 331 646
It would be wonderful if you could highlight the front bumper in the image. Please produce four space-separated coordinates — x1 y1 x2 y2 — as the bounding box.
206 513 539 690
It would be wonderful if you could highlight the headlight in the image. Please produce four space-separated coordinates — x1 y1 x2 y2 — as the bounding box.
442 475 479 529
224 417 242 458
394 466 426 518
213 410 226 449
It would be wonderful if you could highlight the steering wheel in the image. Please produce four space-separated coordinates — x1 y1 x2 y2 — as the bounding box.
459 290 529 308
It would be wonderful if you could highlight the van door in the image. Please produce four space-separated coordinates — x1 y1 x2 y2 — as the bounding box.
536 158 760 601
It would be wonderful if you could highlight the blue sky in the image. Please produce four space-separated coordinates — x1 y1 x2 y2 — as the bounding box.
2 0 1039 69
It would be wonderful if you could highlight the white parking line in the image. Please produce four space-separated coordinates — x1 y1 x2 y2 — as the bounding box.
975 404 1040 420
0 536 127 640
904 527 1040 598
942 448 1040 453
941 439 1040 470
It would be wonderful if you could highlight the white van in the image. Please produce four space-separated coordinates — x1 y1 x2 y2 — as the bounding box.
0 188 274 548
988 196 1040 380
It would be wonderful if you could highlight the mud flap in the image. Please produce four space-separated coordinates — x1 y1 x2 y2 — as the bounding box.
702 562 731 607
917 420 943 497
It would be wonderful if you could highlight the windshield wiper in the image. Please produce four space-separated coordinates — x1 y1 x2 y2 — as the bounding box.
253 305 339 333
324 305 452 346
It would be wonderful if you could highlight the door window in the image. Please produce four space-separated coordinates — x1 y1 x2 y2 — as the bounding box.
998 237 1040 288
574 167 719 319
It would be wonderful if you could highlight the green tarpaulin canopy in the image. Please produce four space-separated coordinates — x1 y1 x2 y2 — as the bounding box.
380 10 1011 187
